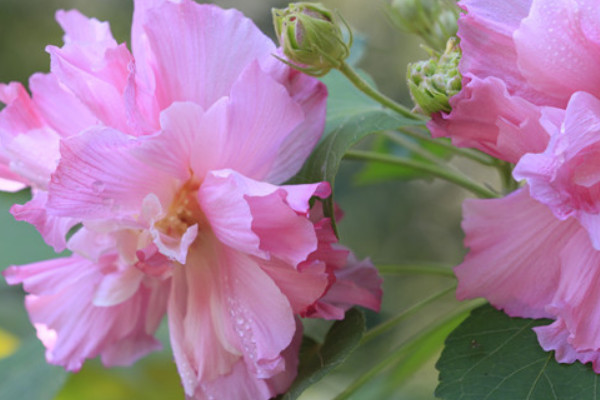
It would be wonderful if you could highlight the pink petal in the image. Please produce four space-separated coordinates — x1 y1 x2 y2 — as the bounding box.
259 258 329 315
262 56 328 184
458 0 559 106
514 0 600 103
221 248 296 379
135 0 274 110
135 101 218 181
545 228 600 351
4 128 60 189
0 165 27 192
48 127 177 219
194 319 302 400
315 251 383 317
167 240 241 396
11 190 78 252
200 169 329 264
93 264 144 307
455 187 581 318
0 82 45 135
214 61 305 181
429 75 549 162
514 92 600 248
29 73 97 137
47 10 134 133
535 319 600 373
3 254 169 371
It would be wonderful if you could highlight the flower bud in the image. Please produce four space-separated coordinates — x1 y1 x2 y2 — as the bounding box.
272 2 351 76
407 38 461 116
388 0 459 51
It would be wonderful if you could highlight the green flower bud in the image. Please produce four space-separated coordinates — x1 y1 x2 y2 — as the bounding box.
388 0 460 51
407 38 461 116
272 2 351 77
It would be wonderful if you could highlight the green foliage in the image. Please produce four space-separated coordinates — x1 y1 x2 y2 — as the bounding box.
277 309 366 400
0 338 68 400
354 134 454 184
290 68 421 230
436 305 600 400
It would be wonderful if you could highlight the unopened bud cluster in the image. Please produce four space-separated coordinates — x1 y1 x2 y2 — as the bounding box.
407 38 461 116
388 0 459 51
272 2 350 77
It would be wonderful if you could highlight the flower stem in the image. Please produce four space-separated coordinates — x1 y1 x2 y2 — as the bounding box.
389 128 497 167
376 263 455 277
334 299 487 400
361 284 456 345
344 149 498 198
338 61 427 122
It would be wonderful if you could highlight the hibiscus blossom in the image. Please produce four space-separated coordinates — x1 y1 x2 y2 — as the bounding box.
0 1 382 399
433 0 600 372
428 0 600 163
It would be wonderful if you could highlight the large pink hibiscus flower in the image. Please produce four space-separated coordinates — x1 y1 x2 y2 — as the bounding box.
0 1 382 399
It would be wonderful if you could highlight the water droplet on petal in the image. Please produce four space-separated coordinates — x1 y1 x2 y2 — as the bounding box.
102 198 114 208
91 180 105 194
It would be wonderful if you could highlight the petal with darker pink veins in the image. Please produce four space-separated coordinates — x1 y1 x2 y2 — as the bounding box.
455 187 581 319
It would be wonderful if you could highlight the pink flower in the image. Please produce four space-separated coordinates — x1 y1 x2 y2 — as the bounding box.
439 0 600 372
429 0 600 163
1 1 382 399
514 92 600 248
455 186 600 372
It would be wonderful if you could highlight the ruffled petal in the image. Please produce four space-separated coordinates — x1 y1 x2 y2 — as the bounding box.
199 169 329 264
11 190 78 252
429 75 549 162
47 10 134 133
2 254 169 371
314 251 383 318
514 92 600 248
167 239 241 396
134 0 274 110
29 73 96 137
48 127 177 219
455 187 581 318
213 61 305 181
193 319 302 400
535 319 600 373
458 0 559 106
262 56 328 184
514 0 600 103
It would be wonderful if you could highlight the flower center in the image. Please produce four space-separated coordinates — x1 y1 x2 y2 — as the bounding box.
154 179 206 238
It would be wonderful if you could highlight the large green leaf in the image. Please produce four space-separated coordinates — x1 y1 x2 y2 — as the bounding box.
436 304 600 400
0 337 68 400
277 308 366 400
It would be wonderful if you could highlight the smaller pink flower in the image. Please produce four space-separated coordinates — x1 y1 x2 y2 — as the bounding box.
429 0 600 163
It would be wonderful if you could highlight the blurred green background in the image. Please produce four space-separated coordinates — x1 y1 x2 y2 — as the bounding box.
0 1 477 399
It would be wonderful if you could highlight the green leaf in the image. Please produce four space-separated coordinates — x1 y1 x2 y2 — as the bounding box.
290 69 421 229
277 308 366 400
0 337 68 400
436 304 600 400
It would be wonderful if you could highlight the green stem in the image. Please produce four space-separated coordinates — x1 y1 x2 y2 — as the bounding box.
344 149 498 198
376 264 455 277
338 61 427 122
390 128 497 167
497 160 519 193
361 284 456 345
382 131 448 167
334 299 487 400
